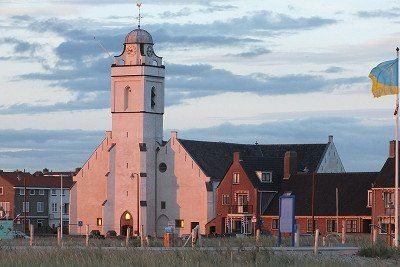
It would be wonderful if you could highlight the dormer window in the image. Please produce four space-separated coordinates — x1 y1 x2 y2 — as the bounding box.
258 171 272 183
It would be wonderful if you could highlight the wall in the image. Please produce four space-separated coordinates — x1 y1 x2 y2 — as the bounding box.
69 132 110 235
0 176 15 219
156 132 211 236
317 140 345 173
214 159 258 235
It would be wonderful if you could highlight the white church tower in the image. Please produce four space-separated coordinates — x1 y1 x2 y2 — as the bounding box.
104 27 164 236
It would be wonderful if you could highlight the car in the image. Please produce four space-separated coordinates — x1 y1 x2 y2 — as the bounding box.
89 230 105 239
106 230 117 238
11 230 29 239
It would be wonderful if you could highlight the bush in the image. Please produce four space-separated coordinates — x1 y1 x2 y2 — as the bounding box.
359 244 399 259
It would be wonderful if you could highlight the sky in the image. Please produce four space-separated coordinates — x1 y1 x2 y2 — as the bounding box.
0 0 399 172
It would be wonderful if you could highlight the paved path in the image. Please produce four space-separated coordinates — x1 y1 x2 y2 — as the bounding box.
0 245 360 254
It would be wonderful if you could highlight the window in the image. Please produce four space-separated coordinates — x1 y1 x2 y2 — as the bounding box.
37 219 44 228
39 189 44 196
346 219 357 233
326 219 337 233
30 189 35 195
0 202 10 218
97 218 103 226
63 203 69 215
62 189 67 196
307 219 317 233
175 219 184 228
124 86 130 110
272 219 279 230
51 189 57 196
261 172 272 183
0 187 3 195
51 203 57 213
37 202 44 213
19 189 25 196
161 201 166 210
367 190 372 207
159 163 167 173
22 202 29 212
233 173 240 184
222 195 230 205
151 86 156 109
383 191 394 207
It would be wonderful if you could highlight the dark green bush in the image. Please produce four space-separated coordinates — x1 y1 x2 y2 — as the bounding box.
359 244 399 259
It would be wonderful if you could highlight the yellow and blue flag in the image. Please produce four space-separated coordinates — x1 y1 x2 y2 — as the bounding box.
369 58 398 98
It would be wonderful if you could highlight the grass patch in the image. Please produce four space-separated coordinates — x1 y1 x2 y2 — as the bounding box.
359 243 400 259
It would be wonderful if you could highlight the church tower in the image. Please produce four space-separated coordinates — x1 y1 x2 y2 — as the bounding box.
103 27 164 236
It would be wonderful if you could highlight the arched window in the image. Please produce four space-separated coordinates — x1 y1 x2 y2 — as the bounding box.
124 86 130 111
151 86 156 109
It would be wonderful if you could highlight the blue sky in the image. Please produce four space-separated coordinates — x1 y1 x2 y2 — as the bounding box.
0 0 399 172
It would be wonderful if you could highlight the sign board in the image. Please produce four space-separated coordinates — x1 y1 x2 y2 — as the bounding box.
0 220 14 240
278 194 295 247
279 196 295 233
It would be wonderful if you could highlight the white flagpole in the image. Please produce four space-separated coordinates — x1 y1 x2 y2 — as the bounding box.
395 47 399 247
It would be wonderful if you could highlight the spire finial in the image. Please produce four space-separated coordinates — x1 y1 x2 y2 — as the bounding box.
136 3 143 28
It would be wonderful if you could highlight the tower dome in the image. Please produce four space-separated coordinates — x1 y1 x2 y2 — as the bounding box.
124 28 154 44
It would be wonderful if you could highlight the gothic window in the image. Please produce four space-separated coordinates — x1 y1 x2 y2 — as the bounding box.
151 86 156 109
124 86 130 111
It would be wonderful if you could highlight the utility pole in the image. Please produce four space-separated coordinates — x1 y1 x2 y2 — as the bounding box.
336 187 339 234
311 172 316 233
24 174 27 234
60 174 63 239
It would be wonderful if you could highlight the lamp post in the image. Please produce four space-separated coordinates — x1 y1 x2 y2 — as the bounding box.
17 174 27 234
130 173 140 236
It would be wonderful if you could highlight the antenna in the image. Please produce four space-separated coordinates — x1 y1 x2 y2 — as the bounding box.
93 36 113 61
136 3 143 28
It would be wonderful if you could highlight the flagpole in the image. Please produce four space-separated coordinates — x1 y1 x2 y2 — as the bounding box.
395 47 399 247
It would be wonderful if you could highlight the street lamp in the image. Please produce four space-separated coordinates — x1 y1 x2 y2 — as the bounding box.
17 174 27 234
130 173 140 236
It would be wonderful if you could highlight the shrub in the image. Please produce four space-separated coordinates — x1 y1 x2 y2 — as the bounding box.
359 244 399 259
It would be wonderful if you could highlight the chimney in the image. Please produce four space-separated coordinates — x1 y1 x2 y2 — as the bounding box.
284 151 297 179
328 135 333 143
389 140 396 158
233 152 240 162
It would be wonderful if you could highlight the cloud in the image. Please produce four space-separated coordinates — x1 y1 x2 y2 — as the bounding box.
159 8 192 19
324 66 344 73
173 116 390 172
1 37 41 54
357 8 400 18
198 4 237 13
228 47 271 58
165 63 367 102
0 129 105 172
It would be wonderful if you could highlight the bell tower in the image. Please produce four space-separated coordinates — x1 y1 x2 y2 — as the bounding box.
104 27 164 236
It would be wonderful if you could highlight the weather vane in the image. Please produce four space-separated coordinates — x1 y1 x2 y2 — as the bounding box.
136 3 143 28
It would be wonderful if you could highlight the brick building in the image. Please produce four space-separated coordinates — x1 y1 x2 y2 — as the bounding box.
0 171 73 233
370 141 398 235
209 152 377 236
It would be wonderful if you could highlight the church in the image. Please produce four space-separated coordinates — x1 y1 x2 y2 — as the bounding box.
69 26 345 237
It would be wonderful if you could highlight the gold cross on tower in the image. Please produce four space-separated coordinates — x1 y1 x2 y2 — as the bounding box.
136 3 143 28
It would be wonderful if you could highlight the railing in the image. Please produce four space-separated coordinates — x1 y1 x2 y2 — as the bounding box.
229 205 253 214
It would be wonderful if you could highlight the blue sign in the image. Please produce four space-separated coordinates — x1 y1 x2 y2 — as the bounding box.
0 220 14 240
278 194 295 247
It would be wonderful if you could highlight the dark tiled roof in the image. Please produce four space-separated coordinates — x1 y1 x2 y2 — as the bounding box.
374 157 395 188
178 139 328 181
265 172 377 216
0 172 74 188
239 156 284 191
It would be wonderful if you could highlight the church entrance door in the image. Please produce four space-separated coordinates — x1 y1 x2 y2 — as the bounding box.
120 211 134 236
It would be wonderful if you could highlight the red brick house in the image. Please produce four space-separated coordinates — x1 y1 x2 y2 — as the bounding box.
263 172 377 235
208 152 377 236
208 152 284 235
370 141 398 235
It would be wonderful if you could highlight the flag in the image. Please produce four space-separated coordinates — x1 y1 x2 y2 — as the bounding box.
369 58 398 98
137 3 142 8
